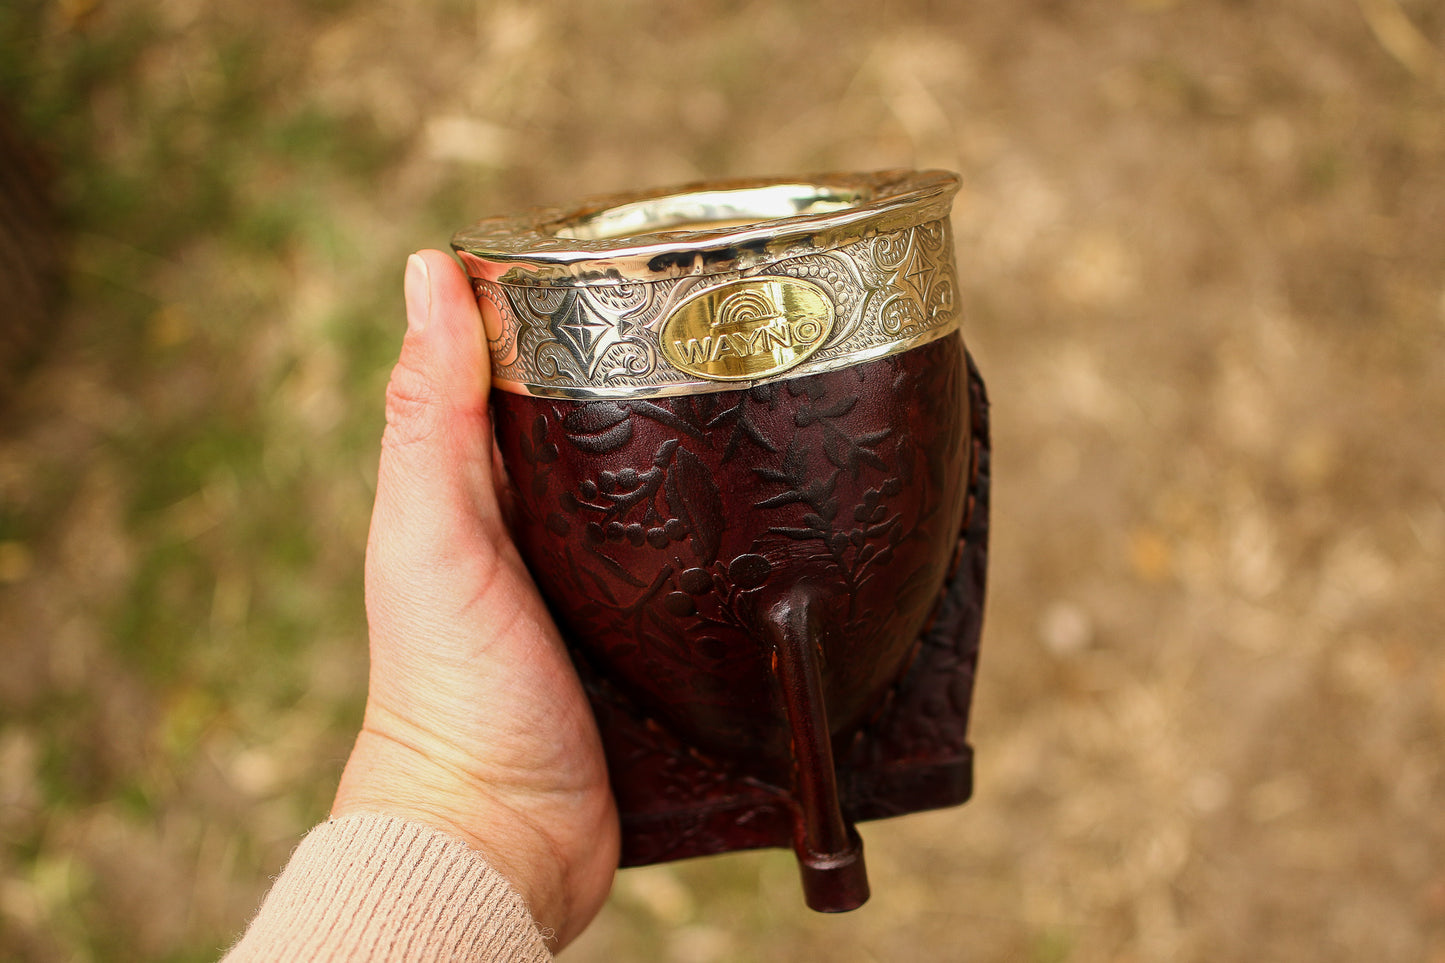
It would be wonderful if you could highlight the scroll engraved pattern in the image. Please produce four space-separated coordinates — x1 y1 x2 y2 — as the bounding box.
480 220 961 396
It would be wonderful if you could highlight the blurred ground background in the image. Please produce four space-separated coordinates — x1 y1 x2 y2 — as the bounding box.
1 0 1443 960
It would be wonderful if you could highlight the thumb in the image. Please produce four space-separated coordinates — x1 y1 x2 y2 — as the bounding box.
368 250 505 595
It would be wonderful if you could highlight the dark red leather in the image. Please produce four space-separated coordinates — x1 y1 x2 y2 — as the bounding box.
492 335 990 910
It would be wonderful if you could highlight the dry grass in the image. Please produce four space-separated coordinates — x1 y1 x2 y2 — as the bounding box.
1 1 1443 960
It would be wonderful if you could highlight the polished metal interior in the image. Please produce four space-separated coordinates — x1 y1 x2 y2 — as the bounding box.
451 170 960 286
553 184 867 240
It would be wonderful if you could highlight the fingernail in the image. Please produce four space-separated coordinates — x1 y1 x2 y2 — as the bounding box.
404 254 431 333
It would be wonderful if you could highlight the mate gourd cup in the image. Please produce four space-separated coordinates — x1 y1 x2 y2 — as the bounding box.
453 170 990 911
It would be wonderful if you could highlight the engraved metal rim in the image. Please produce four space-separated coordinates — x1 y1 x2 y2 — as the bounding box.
490 326 963 399
452 169 960 286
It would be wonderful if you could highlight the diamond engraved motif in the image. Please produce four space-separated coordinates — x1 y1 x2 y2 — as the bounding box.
548 291 625 377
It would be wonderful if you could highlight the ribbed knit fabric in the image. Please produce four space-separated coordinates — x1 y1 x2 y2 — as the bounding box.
223 814 553 962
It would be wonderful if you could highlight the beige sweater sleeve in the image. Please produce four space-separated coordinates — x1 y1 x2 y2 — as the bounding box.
223 814 554 963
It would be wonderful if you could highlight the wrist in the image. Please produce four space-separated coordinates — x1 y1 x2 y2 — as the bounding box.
333 727 573 940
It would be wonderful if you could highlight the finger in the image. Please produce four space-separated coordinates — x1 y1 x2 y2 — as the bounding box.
491 437 520 535
368 250 505 595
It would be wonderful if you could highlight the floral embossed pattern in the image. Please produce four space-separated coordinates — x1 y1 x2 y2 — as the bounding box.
493 334 972 778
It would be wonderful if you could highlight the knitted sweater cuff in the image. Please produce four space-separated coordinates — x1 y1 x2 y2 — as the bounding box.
223 813 553 963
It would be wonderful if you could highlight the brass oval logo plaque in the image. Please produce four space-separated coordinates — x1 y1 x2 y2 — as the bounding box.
660 278 834 382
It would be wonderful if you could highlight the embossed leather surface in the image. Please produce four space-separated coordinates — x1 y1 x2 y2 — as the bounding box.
492 336 990 866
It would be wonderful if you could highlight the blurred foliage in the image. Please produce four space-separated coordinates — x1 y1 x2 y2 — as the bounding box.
0 2 413 958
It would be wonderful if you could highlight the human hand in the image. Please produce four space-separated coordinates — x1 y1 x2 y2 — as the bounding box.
332 250 619 948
